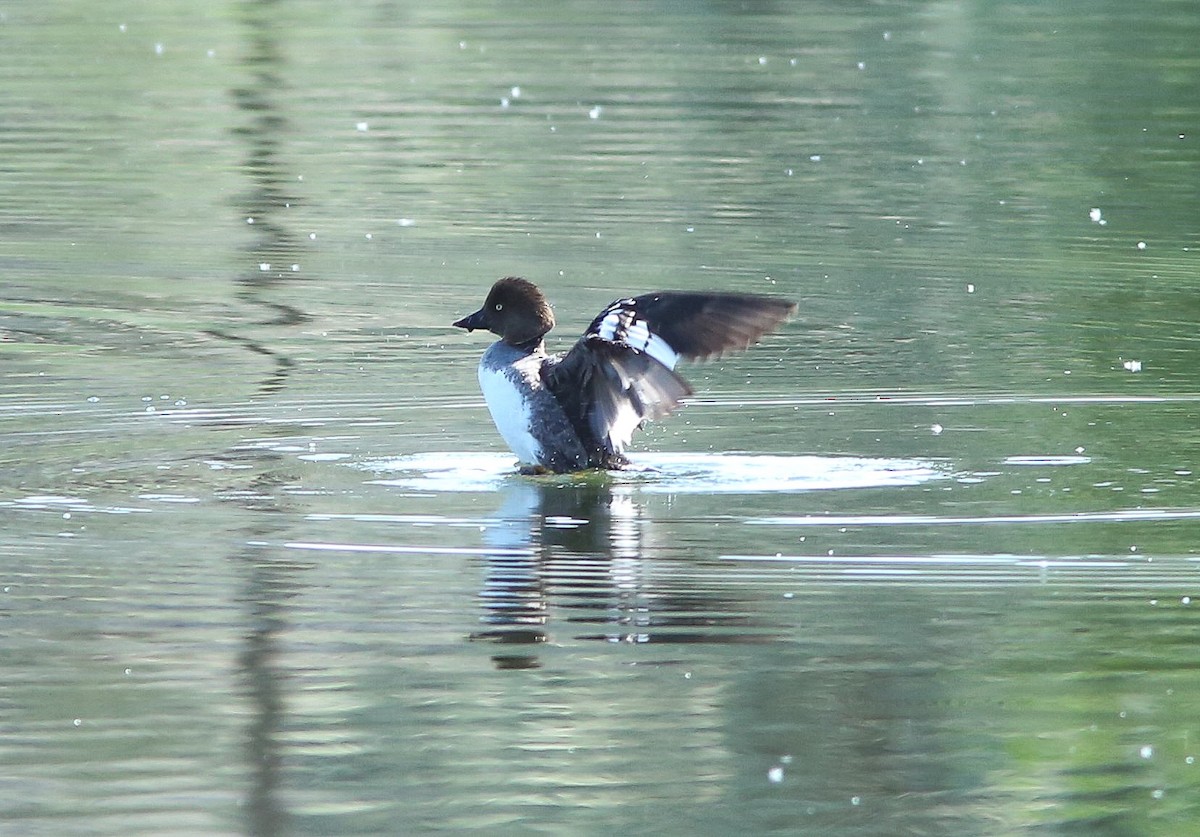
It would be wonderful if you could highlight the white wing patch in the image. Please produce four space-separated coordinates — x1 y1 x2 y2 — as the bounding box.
597 308 622 341
593 300 680 370
606 399 643 452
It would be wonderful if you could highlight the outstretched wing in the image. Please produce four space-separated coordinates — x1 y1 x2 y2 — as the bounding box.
544 291 795 466
592 291 797 363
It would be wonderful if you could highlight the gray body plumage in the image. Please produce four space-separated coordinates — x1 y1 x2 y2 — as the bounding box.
477 341 589 472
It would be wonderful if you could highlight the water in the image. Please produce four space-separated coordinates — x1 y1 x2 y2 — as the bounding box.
3 1 1200 834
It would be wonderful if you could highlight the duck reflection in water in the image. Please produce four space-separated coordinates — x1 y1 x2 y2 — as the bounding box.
472 478 770 670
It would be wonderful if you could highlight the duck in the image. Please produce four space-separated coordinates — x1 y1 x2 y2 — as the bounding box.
453 277 795 474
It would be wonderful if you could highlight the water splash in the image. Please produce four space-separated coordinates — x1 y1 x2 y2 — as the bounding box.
358 451 946 494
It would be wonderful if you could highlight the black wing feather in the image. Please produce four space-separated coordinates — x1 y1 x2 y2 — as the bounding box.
544 339 692 468
599 292 796 361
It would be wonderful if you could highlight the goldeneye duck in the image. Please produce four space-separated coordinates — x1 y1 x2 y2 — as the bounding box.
454 277 796 474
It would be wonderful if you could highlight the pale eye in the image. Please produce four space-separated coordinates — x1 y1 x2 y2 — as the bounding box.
494 303 503 311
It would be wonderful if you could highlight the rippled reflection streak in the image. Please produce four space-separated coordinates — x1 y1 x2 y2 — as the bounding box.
473 481 773 667
215 0 310 399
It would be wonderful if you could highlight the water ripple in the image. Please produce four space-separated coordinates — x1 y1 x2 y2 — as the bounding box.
747 508 1200 527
